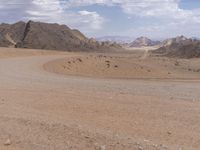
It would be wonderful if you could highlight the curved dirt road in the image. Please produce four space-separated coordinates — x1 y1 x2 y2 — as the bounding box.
1 54 200 150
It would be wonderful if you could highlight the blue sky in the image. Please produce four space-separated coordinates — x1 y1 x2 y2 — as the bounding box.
180 0 200 9
0 0 200 40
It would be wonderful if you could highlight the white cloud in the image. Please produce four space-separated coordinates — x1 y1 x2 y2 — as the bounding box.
78 10 104 30
65 0 114 8
65 0 200 21
0 0 105 35
0 0 200 38
65 0 200 38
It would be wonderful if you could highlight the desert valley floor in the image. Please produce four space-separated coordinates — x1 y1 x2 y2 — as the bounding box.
0 47 200 150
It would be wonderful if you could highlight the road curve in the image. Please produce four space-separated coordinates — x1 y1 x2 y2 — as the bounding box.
0 55 200 150
1 55 200 99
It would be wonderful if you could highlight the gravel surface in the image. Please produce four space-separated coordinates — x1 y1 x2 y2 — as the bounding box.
0 54 200 150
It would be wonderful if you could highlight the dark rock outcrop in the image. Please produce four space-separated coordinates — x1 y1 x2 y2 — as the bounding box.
0 21 121 52
153 36 200 58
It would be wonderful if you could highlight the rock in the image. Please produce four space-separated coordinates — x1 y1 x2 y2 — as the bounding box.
99 145 106 150
0 21 122 52
143 139 150 143
167 131 172 135
138 146 143 150
84 135 90 139
4 138 11 146
152 144 158 148
160 144 168 149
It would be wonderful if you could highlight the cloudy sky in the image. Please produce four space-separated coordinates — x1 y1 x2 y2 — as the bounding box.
0 0 200 39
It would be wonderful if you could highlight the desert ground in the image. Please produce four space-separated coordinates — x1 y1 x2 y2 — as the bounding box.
1 47 200 150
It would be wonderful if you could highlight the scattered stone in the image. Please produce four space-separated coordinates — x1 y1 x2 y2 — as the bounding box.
115 134 119 138
143 139 150 143
152 144 158 147
174 61 179 66
195 69 200 72
84 135 90 139
105 60 110 63
167 131 172 135
160 144 168 149
135 142 140 146
138 146 143 150
4 138 11 146
99 145 106 150
77 58 82 62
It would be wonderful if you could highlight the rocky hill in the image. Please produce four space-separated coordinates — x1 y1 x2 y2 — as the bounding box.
0 21 121 52
129 37 160 47
153 36 200 58
160 35 187 47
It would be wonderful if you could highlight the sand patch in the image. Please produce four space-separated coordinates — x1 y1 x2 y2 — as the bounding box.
0 47 67 59
44 53 200 79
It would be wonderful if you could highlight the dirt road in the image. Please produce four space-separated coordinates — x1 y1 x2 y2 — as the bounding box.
1 53 200 150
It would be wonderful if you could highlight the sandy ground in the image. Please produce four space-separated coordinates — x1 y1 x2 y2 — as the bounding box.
44 52 200 79
0 47 66 58
1 47 200 150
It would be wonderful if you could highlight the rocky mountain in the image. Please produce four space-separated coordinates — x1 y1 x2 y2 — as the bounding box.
0 21 26 47
160 35 187 47
153 36 200 58
0 21 121 51
129 37 160 47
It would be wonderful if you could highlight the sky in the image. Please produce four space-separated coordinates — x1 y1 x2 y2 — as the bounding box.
0 0 200 40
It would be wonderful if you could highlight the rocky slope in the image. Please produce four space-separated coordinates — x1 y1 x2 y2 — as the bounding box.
0 21 26 47
154 36 200 58
160 35 188 47
0 21 121 51
129 37 160 47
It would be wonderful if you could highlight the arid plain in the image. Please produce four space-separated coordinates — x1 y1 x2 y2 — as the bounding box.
0 47 200 150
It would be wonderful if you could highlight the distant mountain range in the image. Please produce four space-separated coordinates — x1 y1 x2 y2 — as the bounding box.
1 22 200 58
129 36 161 47
191 37 200 40
0 21 121 52
97 36 162 47
96 36 133 44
